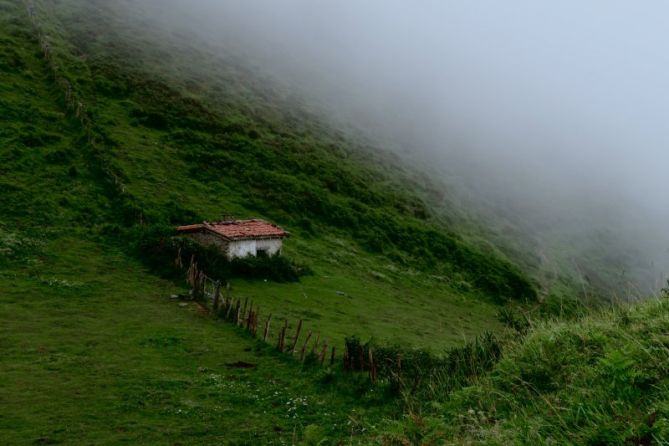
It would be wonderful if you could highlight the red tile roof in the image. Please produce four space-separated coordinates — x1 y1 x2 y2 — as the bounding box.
177 219 289 241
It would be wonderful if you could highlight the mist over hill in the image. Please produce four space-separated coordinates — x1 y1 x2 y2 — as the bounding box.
96 0 669 298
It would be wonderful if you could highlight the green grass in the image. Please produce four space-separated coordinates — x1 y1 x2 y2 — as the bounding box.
30 0 535 304
0 0 517 352
229 237 503 350
0 235 392 444
0 1 513 443
375 297 669 445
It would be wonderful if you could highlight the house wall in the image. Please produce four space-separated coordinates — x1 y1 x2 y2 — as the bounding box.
256 238 283 256
189 231 229 251
227 239 257 259
186 232 283 259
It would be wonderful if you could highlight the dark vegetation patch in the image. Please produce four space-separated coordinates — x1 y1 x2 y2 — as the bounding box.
343 332 503 401
131 225 311 283
226 361 256 369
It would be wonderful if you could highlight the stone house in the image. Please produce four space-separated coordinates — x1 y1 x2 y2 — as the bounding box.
176 219 289 260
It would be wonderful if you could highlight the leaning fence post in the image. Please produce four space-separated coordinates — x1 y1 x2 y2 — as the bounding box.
299 331 313 361
225 298 235 321
369 348 377 384
251 308 259 336
235 300 241 325
240 298 248 326
212 281 221 311
245 302 253 330
263 314 272 342
311 333 321 356
290 320 303 353
320 342 328 365
278 320 288 352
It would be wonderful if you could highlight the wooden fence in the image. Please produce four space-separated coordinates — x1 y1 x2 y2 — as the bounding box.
183 254 338 367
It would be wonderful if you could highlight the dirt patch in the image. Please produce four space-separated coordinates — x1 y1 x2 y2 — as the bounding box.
226 361 256 369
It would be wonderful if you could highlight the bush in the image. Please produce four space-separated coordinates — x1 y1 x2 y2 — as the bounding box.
343 332 503 401
130 224 310 283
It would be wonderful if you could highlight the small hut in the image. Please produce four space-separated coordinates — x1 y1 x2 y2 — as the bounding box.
176 219 289 260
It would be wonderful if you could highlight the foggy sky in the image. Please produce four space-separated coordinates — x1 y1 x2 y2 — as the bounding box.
129 0 669 288
145 1 669 212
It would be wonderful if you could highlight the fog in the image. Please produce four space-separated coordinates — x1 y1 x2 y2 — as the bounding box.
125 0 669 292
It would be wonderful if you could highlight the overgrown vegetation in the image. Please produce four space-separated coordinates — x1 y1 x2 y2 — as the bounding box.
344 333 503 403
381 298 669 445
131 225 311 283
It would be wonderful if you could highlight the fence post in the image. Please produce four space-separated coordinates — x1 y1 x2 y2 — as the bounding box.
240 298 248 326
263 314 272 342
299 331 312 361
369 348 377 384
212 281 221 312
225 298 235 321
290 320 303 353
343 344 348 370
234 300 241 325
245 301 253 330
251 308 259 336
311 333 320 356
278 320 288 352
320 342 328 365
330 346 336 366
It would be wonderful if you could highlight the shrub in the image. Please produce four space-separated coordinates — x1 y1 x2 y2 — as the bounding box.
130 224 310 283
343 332 503 401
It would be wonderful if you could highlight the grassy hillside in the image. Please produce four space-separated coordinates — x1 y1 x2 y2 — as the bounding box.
0 5 388 442
375 296 669 445
0 0 532 443
32 0 535 302
0 0 541 351
7 0 668 445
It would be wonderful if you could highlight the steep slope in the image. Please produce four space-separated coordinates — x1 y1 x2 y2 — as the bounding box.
0 0 537 373
0 3 391 443
4 1 668 445
29 0 535 303
45 0 658 308
380 296 669 445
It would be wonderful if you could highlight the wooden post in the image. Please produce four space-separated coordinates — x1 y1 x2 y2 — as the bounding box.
212 281 221 311
330 346 336 366
343 344 349 370
320 342 328 365
240 298 248 326
290 320 303 353
175 247 183 269
252 307 257 334
263 314 272 342
311 333 321 356
245 302 253 330
278 320 288 352
225 298 235 321
252 310 259 336
235 300 241 325
299 331 312 361
369 348 377 384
